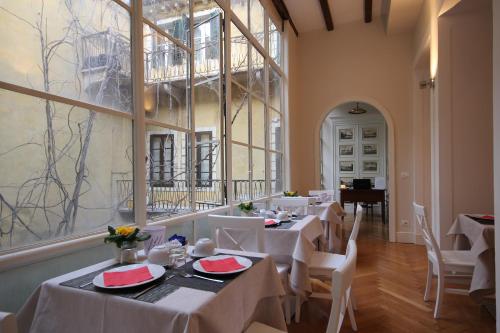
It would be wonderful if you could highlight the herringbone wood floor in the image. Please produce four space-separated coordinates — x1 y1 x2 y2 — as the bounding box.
288 212 496 333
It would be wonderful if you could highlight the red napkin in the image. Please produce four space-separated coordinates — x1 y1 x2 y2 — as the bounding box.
103 266 153 287
199 257 245 272
265 219 278 226
481 215 495 220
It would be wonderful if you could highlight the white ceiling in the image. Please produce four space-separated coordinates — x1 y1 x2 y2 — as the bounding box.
283 0 383 33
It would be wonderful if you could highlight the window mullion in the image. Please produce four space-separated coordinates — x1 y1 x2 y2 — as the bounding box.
189 0 196 213
224 10 234 213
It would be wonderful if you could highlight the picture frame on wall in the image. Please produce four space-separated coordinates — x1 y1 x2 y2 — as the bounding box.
362 143 378 156
339 177 353 188
340 160 355 173
362 160 378 173
339 144 354 156
339 128 354 141
362 127 378 140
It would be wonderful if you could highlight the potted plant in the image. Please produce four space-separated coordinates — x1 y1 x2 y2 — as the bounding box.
105 225 151 262
283 191 299 197
238 202 255 216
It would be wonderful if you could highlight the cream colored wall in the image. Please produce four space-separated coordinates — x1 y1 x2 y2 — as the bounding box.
290 18 413 240
493 0 499 323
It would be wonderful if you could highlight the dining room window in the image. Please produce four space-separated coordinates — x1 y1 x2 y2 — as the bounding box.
195 132 213 187
150 134 175 187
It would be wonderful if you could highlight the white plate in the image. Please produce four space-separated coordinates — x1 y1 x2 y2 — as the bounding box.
92 264 166 289
192 255 253 275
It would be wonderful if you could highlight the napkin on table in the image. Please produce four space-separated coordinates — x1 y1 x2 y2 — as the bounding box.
199 257 245 272
103 266 153 287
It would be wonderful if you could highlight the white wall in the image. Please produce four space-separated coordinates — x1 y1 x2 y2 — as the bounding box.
493 0 500 327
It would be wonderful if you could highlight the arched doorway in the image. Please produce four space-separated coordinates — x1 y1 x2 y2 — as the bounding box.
318 100 395 241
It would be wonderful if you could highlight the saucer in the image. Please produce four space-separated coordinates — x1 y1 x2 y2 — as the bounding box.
189 248 218 259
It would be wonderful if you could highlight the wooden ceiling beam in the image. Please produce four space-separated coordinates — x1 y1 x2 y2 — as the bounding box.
318 0 334 31
271 0 299 37
364 0 373 23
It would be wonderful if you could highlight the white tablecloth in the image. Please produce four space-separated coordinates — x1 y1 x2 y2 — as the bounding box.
447 214 495 297
17 249 286 333
314 201 345 252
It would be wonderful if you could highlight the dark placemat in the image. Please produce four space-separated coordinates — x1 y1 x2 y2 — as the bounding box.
292 215 308 220
60 264 179 303
466 215 495 225
274 221 298 230
168 254 263 293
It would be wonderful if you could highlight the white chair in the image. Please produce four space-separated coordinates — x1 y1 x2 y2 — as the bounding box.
244 321 286 333
207 215 294 324
309 190 335 201
272 197 315 215
413 203 475 319
326 240 358 333
0 312 18 333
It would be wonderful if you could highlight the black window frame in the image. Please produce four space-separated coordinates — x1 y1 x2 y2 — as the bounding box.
149 134 175 187
195 131 213 187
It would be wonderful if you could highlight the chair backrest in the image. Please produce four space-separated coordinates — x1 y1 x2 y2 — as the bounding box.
308 190 335 201
0 312 18 333
348 204 363 242
326 240 357 333
413 203 442 268
207 215 265 252
272 197 311 214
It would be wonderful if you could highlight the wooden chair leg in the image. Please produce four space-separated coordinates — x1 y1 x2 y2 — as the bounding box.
424 261 433 302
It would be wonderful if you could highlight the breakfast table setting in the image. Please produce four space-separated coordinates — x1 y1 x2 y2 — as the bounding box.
447 214 495 297
16 230 287 333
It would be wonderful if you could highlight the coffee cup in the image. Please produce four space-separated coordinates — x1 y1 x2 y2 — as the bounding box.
192 238 216 257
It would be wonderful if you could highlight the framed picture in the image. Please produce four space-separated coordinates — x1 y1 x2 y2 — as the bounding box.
339 144 354 156
362 127 378 140
339 160 355 173
339 177 353 188
362 143 378 156
339 128 354 141
362 160 378 173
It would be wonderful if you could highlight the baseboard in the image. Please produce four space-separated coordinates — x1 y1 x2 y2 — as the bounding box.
396 232 425 245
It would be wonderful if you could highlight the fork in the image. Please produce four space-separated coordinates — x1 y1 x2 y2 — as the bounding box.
177 271 224 283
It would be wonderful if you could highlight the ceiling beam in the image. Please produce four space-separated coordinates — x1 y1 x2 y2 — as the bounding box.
271 0 299 37
364 0 373 23
318 0 334 31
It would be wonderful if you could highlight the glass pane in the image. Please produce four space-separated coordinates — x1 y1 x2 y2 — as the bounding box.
270 110 282 151
143 0 190 46
231 23 249 88
269 19 281 66
232 143 250 201
144 24 190 129
252 98 265 148
146 126 192 221
231 82 249 144
250 0 264 46
194 2 225 210
252 148 266 199
269 65 281 110
231 0 248 27
0 0 132 113
250 47 265 98
0 89 133 251
270 152 283 194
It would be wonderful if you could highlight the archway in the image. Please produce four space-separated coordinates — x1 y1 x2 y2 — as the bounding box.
314 98 396 242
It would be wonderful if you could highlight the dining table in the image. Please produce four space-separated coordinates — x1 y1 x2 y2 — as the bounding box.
447 214 495 298
16 248 286 333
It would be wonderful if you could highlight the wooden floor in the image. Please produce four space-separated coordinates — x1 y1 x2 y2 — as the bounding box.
288 212 496 333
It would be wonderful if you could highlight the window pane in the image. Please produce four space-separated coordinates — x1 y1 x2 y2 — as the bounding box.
252 98 265 148
143 0 190 46
146 126 192 221
250 0 264 46
270 152 283 193
250 47 265 99
231 82 249 144
0 0 132 113
232 143 250 201
270 110 282 151
231 0 248 27
269 19 281 66
252 148 266 199
231 24 249 88
269 65 282 110
144 24 190 129
0 89 133 252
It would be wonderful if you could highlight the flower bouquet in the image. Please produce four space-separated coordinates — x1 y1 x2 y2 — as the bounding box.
238 202 255 216
104 225 151 249
283 191 299 197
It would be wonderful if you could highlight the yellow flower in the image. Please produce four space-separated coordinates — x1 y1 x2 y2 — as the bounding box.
115 226 136 236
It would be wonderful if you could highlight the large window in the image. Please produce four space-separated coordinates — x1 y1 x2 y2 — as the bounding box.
0 0 285 254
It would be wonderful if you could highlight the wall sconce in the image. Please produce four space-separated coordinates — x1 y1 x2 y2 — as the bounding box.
419 78 435 89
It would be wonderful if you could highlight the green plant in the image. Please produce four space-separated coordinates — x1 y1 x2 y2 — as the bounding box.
283 191 299 197
104 225 151 248
238 202 254 213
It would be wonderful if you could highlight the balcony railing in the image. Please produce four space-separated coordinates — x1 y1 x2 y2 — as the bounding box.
116 179 270 217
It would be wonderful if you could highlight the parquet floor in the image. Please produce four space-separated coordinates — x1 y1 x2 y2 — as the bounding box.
288 211 496 333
